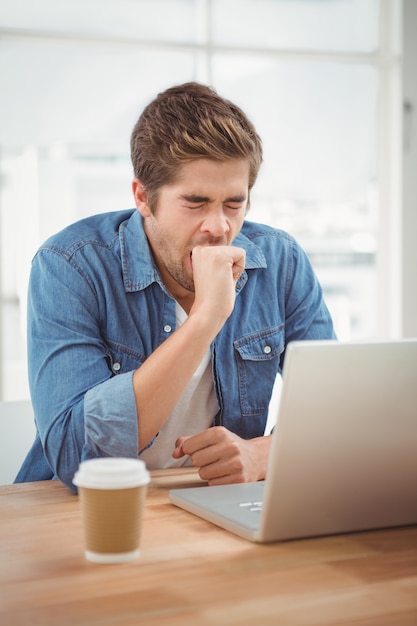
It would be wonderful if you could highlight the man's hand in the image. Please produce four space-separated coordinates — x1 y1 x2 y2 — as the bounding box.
189 245 245 328
172 426 272 485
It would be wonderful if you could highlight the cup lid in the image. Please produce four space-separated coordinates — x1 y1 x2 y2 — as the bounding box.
73 457 150 489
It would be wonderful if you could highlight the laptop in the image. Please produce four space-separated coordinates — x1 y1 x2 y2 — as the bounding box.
169 339 417 542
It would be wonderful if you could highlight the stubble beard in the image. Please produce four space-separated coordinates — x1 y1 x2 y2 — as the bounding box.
166 256 195 293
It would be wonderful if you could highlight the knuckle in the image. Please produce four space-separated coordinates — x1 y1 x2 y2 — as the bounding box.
226 440 241 458
232 456 245 473
198 467 209 481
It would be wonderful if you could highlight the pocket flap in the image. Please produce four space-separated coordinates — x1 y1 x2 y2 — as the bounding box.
234 326 284 361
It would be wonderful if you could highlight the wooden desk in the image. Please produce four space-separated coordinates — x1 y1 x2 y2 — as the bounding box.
1 469 417 626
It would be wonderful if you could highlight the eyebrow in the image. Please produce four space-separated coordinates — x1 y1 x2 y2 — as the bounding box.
180 194 247 204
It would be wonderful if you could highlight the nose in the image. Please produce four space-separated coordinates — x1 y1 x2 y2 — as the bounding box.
200 208 230 238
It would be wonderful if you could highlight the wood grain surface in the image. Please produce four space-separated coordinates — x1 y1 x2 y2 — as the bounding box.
1 468 416 625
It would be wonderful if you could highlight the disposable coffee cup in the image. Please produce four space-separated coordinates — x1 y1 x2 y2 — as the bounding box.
73 457 150 564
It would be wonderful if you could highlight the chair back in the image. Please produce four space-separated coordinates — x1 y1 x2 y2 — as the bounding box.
0 400 36 485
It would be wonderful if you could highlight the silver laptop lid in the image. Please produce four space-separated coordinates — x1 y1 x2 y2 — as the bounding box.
260 339 417 541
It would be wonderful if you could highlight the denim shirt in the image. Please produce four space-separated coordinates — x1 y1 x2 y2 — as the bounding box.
16 209 335 491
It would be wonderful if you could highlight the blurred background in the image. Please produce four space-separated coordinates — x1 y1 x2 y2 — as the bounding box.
0 0 416 401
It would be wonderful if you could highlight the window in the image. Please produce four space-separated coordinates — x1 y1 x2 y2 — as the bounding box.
0 0 407 399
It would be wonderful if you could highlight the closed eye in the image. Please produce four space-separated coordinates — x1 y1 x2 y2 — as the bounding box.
224 203 244 211
180 194 246 211
182 194 209 205
224 195 246 211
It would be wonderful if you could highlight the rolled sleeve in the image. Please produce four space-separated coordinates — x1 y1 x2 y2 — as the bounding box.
83 371 138 460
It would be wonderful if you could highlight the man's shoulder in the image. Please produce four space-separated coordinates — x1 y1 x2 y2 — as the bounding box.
41 209 137 254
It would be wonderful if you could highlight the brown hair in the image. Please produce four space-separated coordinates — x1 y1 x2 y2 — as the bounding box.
130 82 263 211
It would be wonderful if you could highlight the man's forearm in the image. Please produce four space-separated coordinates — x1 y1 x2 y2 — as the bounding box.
133 312 220 450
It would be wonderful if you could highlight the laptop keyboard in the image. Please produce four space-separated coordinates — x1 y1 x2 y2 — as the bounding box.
239 501 263 513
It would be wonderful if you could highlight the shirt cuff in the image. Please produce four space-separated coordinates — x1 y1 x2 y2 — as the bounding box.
83 371 138 460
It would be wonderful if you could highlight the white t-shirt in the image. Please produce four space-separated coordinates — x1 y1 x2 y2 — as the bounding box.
139 303 218 469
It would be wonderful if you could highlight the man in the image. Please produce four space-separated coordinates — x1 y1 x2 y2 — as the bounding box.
16 82 335 492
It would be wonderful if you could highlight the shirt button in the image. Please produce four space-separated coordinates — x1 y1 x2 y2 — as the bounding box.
263 345 272 354
113 362 121 372
164 325 172 333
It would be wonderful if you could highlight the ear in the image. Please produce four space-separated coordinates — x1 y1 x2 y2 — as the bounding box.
132 179 151 217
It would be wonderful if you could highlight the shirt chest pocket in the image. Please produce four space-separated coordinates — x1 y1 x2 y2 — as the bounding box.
234 326 284 416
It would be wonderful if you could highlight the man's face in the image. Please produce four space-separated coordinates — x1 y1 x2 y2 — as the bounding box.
133 158 249 303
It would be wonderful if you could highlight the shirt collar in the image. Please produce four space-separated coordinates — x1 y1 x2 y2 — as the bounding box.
234 228 267 270
120 210 162 293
